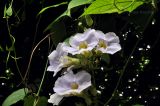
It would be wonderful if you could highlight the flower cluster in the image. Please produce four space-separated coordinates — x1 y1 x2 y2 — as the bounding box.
47 29 121 105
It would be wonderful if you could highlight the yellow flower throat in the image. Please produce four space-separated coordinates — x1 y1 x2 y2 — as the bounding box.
79 41 88 49
71 82 79 89
98 40 107 48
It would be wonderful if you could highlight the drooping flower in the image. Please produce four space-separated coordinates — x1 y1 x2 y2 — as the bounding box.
48 93 64 106
53 70 91 96
63 29 98 55
47 43 68 76
95 31 121 54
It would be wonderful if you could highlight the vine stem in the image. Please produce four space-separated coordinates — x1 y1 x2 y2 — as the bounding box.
18 33 53 86
33 38 53 106
104 38 141 106
6 18 23 80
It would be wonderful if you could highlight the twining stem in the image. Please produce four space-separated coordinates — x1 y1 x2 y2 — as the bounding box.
104 38 141 106
6 18 23 80
33 38 53 106
20 33 53 86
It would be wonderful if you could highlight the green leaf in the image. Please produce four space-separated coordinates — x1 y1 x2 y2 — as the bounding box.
2 88 28 106
82 0 144 16
68 0 93 9
38 2 68 15
6 4 13 17
4 0 13 18
85 15 93 26
44 0 93 32
49 20 67 46
101 54 110 64
24 95 47 106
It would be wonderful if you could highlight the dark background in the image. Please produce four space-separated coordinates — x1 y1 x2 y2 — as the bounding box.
0 0 160 105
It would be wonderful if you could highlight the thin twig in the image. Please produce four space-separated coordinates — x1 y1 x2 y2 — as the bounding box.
18 33 53 86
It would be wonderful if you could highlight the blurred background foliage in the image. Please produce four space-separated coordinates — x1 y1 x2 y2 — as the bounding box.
0 0 160 106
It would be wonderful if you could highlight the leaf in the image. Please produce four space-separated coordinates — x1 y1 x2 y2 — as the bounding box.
6 4 13 17
85 15 93 26
68 0 93 10
82 0 144 16
38 2 68 15
3 0 13 18
2 88 28 106
101 54 110 64
44 0 93 32
49 20 67 46
24 95 47 106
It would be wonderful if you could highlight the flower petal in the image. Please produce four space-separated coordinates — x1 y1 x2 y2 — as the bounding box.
63 46 79 55
65 29 98 55
106 43 121 54
75 71 91 85
53 70 92 96
105 32 120 43
47 43 68 76
48 93 64 105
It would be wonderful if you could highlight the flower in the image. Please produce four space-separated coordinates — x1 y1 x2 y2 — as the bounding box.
63 29 98 55
48 93 64 106
95 31 121 54
53 70 91 96
47 43 68 76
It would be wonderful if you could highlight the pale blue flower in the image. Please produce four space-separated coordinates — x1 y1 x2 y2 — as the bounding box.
95 31 121 54
63 29 98 55
47 43 68 76
48 93 64 106
53 70 91 95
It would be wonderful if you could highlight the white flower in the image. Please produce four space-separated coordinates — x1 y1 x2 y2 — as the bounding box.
53 70 91 96
63 29 98 55
47 43 68 76
95 31 121 54
48 93 64 106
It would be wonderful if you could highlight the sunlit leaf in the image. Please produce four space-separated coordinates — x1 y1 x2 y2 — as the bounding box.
2 88 28 106
3 0 13 18
82 0 145 16
6 5 13 17
68 0 93 9
38 2 68 15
